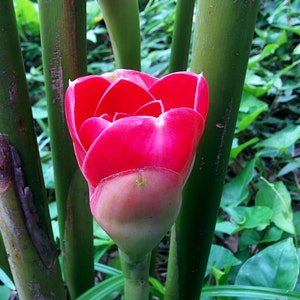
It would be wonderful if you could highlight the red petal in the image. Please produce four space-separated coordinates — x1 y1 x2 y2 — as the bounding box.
102 69 158 89
149 72 197 111
73 142 86 168
195 74 209 119
94 79 155 118
134 100 164 118
65 75 111 143
82 109 205 188
149 72 209 118
113 112 130 121
78 117 111 151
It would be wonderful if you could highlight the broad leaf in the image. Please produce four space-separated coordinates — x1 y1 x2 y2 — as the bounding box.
206 245 240 276
235 238 299 290
255 179 295 234
237 91 268 131
221 159 256 208
255 125 300 152
224 206 272 232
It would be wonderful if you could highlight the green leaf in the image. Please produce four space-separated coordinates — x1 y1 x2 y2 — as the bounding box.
278 158 300 177
149 277 164 299
237 91 268 131
260 226 282 244
215 221 239 235
76 274 124 300
293 43 300 55
255 179 295 234
235 238 299 290
248 43 280 68
224 206 272 232
273 24 300 36
255 125 300 152
94 263 122 276
239 229 261 249
240 227 283 249
230 137 259 159
221 159 256 208
14 0 39 38
0 269 15 290
0 286 11 300
201 285 300 299
206 245 241 276
294 211 300 237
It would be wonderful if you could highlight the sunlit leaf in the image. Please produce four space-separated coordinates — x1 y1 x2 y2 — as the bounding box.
255 125 300 152
230 137 259 159
14 0 39 38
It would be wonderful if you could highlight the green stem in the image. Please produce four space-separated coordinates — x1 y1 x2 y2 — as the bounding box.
168 0 195 72
0 0 51 236
164 226 179 300
97 0 141 70
0 136 65 299
119 250 151 300
63 169 93 297
165 1 259 299
38 1 94 298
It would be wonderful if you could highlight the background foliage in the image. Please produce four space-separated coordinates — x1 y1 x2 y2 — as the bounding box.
3 0 299 299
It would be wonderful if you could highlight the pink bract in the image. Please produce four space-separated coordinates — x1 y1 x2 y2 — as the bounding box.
65 69 209 259
65 69 209 190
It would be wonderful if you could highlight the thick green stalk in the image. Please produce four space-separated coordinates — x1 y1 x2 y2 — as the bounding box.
63 169 93 298
0 0 51 236
119 250 151 300
97 0 141 70
0 136 65 299
38 1 94 298
165 1 259 299
168 0 195 72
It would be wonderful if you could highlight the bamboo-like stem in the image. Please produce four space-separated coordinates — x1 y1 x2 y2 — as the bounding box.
0 136 65 299
0 0 51 236
38 1 94 298
63 169 93 297
164 226 179 300
168 0 195 72
165 1 259 299
119 250 151 300
97 0 141 70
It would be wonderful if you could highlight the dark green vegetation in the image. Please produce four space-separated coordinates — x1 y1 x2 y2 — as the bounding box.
3 0 299 299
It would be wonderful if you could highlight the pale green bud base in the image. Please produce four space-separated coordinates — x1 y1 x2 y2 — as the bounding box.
119 249 151 300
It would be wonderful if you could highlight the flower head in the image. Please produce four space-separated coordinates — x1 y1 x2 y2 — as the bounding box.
65 69 209 259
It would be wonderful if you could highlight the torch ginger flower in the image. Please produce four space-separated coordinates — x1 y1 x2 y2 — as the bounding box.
65 69 209 260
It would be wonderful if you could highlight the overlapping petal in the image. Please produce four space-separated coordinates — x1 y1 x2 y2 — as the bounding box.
65 69 209 188
102 69 158 89
82 108 204 188
94 79 156 118
66 75 111 140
